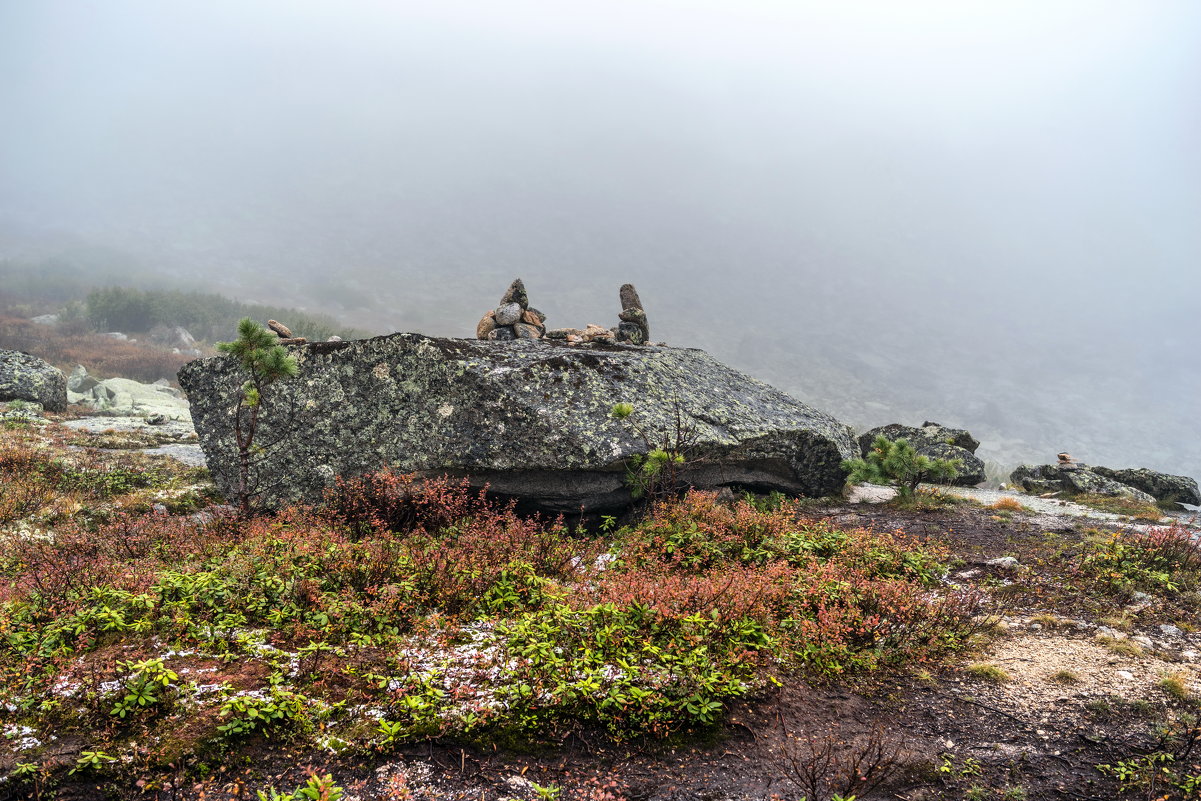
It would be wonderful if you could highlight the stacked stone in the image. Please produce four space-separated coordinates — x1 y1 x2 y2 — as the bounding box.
544 283 652 346
268 320 307 345
476 279 547 341
614 283 650 345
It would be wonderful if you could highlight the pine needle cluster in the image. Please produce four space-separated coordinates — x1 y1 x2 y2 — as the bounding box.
843 435 960 500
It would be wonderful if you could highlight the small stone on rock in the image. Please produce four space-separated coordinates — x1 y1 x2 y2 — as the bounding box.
619 283 644 312
500 279 528 310
615 321 646 344
495 303 522 326
268 320 294 338
476 311 498 339
513 323 542 340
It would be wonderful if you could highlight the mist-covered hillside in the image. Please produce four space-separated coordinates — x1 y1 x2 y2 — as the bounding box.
2 0 1198 481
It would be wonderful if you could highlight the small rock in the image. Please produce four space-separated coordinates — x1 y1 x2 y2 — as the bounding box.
619 283 643 311
487 327 516 342
68 365 99 394
521 308 547 326
268 319 294 338
1115 670 1134 680
495 303 523 326
500 278 528 309
1096 626 1126 640
1159 624 1183 639
476 311 498 339
615 321 646 345
986 556 1021 571
584 324 614 342
327 335 342 342
545 328 582 340
513 323 542 340
1132 635 1154 648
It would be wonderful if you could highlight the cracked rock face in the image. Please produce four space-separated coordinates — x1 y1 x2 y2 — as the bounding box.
0 350 67 412
178 333 857 513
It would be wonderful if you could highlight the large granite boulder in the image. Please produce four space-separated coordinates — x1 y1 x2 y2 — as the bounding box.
857 421 985 486
178 334 858 513
1092 466 1200 507
0 350 67 412
1010 463 1156 503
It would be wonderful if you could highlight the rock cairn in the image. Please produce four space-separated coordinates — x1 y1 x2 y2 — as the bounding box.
268 319 307 346
542 283 652 346
615 283 650 344
476 279 547 342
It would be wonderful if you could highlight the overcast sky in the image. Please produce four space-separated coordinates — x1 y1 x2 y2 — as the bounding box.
1 0 1198 473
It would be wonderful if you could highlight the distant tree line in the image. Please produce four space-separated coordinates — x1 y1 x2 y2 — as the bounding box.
0 259 365 343
83 287 363 342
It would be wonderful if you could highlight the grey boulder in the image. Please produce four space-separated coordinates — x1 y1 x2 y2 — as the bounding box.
1010 464 1157 503
1092 466 1200 507
0 350 67 412
179 333 858 513
857 421 985 486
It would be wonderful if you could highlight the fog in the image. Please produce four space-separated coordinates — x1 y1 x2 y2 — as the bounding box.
2 0 1199 479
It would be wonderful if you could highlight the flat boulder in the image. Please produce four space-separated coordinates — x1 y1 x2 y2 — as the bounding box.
1092 466 1200 507
179 333 858 513
1010 463 1157 503
0 350 67 412
857 421 985 486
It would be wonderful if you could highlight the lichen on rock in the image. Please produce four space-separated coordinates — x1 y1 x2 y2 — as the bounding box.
179 333 858 513
0 349 67 412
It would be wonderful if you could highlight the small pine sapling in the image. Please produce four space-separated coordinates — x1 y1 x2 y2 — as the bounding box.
610 401 696 502
843 435 960 500
217 318 299 514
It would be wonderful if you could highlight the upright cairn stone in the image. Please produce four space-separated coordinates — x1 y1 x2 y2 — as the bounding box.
613 283 649 345
477 279 546 341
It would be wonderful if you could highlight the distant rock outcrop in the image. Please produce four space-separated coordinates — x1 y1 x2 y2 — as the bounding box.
1091 466 1200 507
1009 463 1157 503
67 365 191 421
179 334 858 513
0 350 67 412
857 421 985 486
